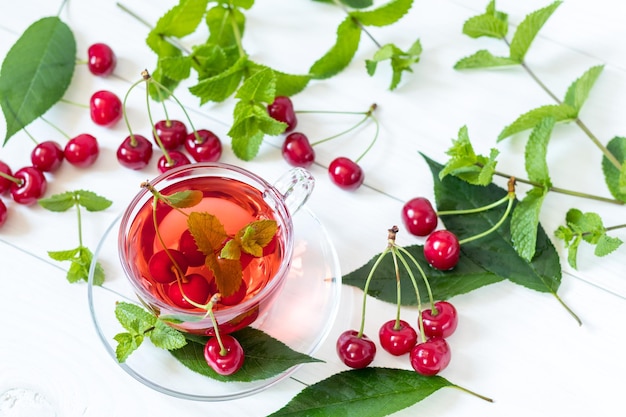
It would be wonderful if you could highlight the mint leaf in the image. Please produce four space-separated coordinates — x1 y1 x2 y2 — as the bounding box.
462 0 508 39
524 116 554 185
165 190 203 208
235 67 276 102
602 136 626 202
47 248 80 261
171 327 322 382
510 187 547 261
150 0 208 39
74 190 113 212
113 332 143 363
508 1 562 62
247 62 311 97
595 234 623 258
150 320 188 350
206 3 245 47
268 368 453 417
38 192 75 212
454 50 517 70
498 104 576 141
350 0 413 27
115 302 157 334
188 56 247 104
0 16 76 144
563 65 604 112
309 16 361 79
366 39 422 90
49 246 104 285
341 0 374 8
158 55 192 82
439 126 499 185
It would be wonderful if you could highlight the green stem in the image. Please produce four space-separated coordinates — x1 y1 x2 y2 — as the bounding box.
41 116 71 140
451 384 494 403
458 193 515 245
60 98 89 109
76 199 83 247
437 193 510 216
355 109 379 164
227 4 246 58
605 224 626 232
150 78 201 142
396 245 435 310
390 250 403 328
357 247 391 337
121 74 148 147
0 171 20 186
393 248 426 343
309 106 374 147
331 0 382 49
20 126 39 145
57 0 69 16
145 80 172 165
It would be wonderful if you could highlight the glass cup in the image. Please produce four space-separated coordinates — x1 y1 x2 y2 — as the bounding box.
118 162 315 335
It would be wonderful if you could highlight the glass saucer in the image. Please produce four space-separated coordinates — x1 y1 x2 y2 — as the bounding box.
87 206 341 401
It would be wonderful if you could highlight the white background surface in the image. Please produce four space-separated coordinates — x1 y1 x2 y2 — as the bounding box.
1 0 625 416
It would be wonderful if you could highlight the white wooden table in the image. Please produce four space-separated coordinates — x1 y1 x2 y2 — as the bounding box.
1 0 624 415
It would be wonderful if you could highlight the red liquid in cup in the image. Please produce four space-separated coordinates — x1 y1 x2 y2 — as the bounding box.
123 176 286 335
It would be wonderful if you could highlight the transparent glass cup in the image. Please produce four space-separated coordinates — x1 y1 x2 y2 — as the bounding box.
118 162 314 335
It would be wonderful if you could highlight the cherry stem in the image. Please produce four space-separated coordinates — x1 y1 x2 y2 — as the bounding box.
358 246 391 337
20 126 39 145
393 248 427 343
458 192 516 246
41 116 71 140
60 98 89 109
451 384 494 403
437 193 511 216
0 171 21 186
121 74 148 147
144 79 173 165
76 199 84 248
390 249 403 328
309 104 377 149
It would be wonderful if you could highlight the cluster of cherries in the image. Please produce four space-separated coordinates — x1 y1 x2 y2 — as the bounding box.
335 226 459 376
0 43 119 227
267 96 377 191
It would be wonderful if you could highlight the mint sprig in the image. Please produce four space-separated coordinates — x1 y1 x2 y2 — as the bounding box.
38 190 112 285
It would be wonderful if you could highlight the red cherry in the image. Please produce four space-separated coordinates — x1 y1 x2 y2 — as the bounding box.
178 229 206 267
148 249 189 284
167 273 214 309
282 132 315 168
90 90 122 127
10 167 47 205
0 161 14 193
402 197 438 237
336 330 376 369
267 96 297 132
328 157 364 191
154 120 187 150
378 319 418 356
203 335 245 376
220 280 247 306
423 230 460 270
409 337 451 376
116 134 153 170
87 43 116 76
184 129 222 162
64 134 99 168
421 301 458 339
0 199 7 227
157 150 191 173
31 140 64 172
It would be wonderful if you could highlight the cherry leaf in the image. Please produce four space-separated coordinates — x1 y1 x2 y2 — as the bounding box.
170 327 322 382
268 368 453 417
205 256 242 297
602 136 626 201
0 16 76 144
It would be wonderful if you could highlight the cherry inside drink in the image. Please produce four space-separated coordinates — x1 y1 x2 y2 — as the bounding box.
122 175 287 335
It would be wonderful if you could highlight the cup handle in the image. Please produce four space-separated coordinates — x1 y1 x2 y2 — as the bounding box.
273 168 315 215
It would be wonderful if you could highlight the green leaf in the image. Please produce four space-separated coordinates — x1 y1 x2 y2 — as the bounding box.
509 1 562 62
341 0 374 8
188 56 247 104
235 67 276 103
151 0 208 39
267 368 452 417
563 65 604 112
171 327 321 382
47 248 80 262
366 39 422 90
454 50 518 70
498 104 577 141
150 320 188 350
524 116 554 185
595 234 623 258
38 192 76 212
0 16 76 144
158 55 192 82
510 187 547 261
114 332 142 363
206 4 245 47
350 0 413 27
309 17 361 79
74 190 112 212
601 137 626 202
462 0 508 39
165 190 203 208
115 302 157 334
439 125 499 186
425 155 562 294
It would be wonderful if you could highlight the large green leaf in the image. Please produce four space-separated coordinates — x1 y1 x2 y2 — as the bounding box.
170 327 321 382
602 136 626 202
268 368 453 417
344 155 563 304
0 16 76 144
309 16 361 79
